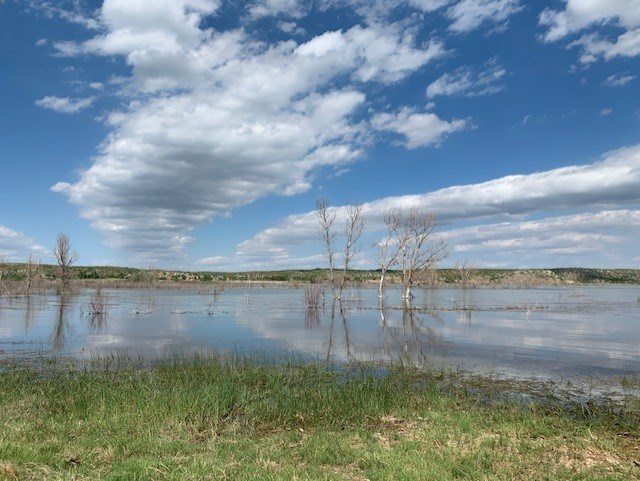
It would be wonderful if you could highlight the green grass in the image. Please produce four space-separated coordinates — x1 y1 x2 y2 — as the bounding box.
1 356 639 480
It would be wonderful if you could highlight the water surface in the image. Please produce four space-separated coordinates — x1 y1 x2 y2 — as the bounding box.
1 286 638 383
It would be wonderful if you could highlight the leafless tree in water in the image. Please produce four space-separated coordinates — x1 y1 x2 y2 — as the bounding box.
338 204 365 300
375 209 401 298
316 198 365 302
316 197 337 298
456 259 476 289
385 207 447 306
53 233 78 293
0 256 8 296
24 254 42 296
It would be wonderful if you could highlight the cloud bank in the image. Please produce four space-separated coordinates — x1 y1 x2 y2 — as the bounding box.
235 144 640 268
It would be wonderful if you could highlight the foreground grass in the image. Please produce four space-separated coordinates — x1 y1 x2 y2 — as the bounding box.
1 357 639 480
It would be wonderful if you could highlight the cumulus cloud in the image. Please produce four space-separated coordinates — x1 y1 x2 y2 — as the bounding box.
426 59 506 97
539 0 640 62
371 107 467 149
35 95 95 113
446 0 523 33
0 225 49 261
51 0 447 261
237 144 640 266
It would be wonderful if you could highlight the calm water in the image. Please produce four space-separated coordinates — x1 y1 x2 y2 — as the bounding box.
1 286 638 382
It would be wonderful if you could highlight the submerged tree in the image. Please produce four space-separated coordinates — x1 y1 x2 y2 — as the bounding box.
316 198 365 301
375 209 401 299
24 254 42 296
0 256 8 296
455 259 476 289
53 232 78 292
382 207 447 306
316 197 337 297
338 204 365 300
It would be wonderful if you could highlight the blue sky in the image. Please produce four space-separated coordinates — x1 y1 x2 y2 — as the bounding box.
1 0 639 271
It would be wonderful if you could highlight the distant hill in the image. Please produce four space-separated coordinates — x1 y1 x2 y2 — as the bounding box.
1 263 639 286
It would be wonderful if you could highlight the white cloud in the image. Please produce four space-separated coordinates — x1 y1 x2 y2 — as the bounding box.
35 95 95 113
51 0 447 261
446 210 640 265
27 0 100 30
539 0 640 62
569 30 640 63
372 107 467 149
407 0 452 12
426 59 506 97
247 0 307 19
195 256 226 265
539 0 640 42
237 144 640 267
0 225 49 262
600 107 612 116
603 73 636 87
446 0 523 33
277 21 306 36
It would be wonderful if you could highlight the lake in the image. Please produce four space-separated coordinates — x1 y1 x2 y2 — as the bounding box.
1 285 638 384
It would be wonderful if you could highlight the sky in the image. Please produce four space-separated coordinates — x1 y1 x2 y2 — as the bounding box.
0 0 639 271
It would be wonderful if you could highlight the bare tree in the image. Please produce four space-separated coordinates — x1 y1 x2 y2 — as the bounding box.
316 198 366 301
375 209 401 298
390 207 447 305
455 259 476 289
24 254 42 296
316 197 337 297
337 204 365 300
0 256 8 296
53 232 78 292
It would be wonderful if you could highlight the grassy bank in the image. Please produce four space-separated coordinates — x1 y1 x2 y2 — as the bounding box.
1 357 639 480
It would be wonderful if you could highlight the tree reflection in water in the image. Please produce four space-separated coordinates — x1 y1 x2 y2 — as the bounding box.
23 297 34 335
304 306 320 329
51 295 70 351
88 311 108 334
378 301 446 365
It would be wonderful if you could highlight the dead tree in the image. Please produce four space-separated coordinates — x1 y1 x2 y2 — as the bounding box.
375 209 401 298
337 204 365 300
316 197 337 298
24 254 42 296
0 256 8 296
389 207 447 306
53 232 78 292
455 259 476 289
316 198 365 301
